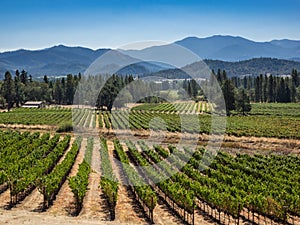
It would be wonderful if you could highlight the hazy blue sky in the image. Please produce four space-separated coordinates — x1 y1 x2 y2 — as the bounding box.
0 0 299 51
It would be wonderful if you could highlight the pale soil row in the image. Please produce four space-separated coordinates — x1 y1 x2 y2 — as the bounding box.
84 111 93 128
56 137 75 165
79 137 110 221
89 113 95 128
153 198 186 225
289 215 300 225
202 102 206 113
0 209 112 225
14 187 44 212
0 123 57 132
46 137 87 216
106 140 149 224
0 189 10 209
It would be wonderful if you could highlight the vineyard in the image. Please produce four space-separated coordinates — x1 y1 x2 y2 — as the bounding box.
100 109 300 139
0 107 72 125
0 128 299 225
132 101 213 114
0 103 299 139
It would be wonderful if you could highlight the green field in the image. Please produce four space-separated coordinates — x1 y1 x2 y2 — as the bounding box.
0 103 299 139
0 107 72 125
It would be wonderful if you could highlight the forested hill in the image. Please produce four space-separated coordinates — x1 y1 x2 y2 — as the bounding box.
204 58 300 77
146 58 300 79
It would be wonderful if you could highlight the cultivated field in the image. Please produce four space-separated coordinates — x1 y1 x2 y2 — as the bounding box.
0 102 299 225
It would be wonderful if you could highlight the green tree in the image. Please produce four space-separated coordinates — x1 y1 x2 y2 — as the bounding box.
53 80 63 104
65 74 75 104
291 69 299 87
254 77 260 102
235 89 251 115
43 75 49 84
14 75 22 107
267 75 275 102
222 79 236 115
2 71 16 111
97 75 124 111
20 70 28 84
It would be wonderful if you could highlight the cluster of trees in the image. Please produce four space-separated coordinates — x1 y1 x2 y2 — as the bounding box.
231 69 300 103
206 68 300 115
215 69 251 115
0 70 80 110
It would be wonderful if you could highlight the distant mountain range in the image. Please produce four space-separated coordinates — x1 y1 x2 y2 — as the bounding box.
1 35 300 79
0 45 109 78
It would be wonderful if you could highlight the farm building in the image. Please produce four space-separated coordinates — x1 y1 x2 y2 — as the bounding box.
22 101 45 108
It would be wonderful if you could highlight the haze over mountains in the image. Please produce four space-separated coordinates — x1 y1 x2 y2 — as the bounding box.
1 35 300 79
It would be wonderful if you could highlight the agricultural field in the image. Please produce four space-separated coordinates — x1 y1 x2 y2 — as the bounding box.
0 103 299 139
99 103 300 139
0 107 72 126
0 130 299 225
0 102 299 225
132 101 213 114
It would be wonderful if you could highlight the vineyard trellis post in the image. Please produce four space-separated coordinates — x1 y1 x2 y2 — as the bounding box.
192 199 195 225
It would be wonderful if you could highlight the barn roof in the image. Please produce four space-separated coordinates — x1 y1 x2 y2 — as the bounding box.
23 101 43 105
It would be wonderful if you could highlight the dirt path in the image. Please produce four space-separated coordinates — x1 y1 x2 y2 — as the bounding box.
14 188 44 212
0 209 112 225
0 189 10 209
79 137 110 221
107 140 149 224
152 197 184 225
46 137 87 216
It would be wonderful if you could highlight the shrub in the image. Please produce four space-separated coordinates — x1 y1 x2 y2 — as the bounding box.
57 122 73 132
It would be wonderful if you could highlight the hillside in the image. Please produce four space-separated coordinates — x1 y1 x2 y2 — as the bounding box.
204 58 300 77
143 58 300 79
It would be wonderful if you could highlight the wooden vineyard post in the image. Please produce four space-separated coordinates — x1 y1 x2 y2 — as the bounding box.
112 192 116 220
237 204 241 225
192 199 195 225
150 196 154 224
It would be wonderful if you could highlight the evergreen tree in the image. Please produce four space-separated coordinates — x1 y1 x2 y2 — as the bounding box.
263 75 268 102
53 80 63 104
15 70 20 82
97 75 125 112
2 71 16 111
66 74 75 104
255 77 260 102
20 70 28 84
43 75 49 83
259 74 263 102
235 89 251 115
222 79 236 115
14 75 22 107
268 75 274 102
291 69 299 87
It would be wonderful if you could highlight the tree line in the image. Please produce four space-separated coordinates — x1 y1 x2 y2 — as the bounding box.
231 69 300 103
0 70 82 110
1 68 299 114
